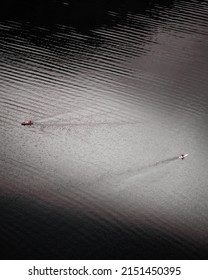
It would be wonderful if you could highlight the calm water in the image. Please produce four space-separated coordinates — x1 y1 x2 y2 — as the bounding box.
1 0 208 259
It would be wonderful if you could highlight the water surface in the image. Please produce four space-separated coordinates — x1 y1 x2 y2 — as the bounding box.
0 0 208 259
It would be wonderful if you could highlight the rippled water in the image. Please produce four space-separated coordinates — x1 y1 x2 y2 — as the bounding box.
1 0 208 259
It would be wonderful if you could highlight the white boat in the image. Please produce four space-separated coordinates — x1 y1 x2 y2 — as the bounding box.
179 153 189 160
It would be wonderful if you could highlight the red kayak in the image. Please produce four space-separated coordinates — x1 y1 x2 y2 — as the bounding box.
21 120 33 126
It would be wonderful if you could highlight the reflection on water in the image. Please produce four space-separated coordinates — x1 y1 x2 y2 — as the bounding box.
1 0 208 259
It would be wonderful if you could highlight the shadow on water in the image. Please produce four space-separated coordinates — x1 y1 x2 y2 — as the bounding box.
0 192 206 260
1 0 175 29
0 0 176 52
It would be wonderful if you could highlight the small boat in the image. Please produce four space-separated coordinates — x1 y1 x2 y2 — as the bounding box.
179 153 189 160
21 120 33 126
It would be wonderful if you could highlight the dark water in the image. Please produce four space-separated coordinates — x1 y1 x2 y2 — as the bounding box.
1 0 208 259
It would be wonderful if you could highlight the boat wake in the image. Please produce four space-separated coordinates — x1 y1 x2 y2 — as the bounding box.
94 156 180 192
145 156 179 169
34 120 140 130
120 156 178 180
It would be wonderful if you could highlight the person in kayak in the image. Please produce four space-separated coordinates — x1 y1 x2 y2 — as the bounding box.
21 120 33 126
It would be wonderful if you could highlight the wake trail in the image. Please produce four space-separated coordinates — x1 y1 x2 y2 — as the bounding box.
34 121 139 128
145 156 179 169
33 111 111 124
65 156 180 204
122 156 179 178
99 156 179 190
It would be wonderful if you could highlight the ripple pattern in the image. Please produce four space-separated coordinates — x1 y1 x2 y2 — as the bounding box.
1 0 208 259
